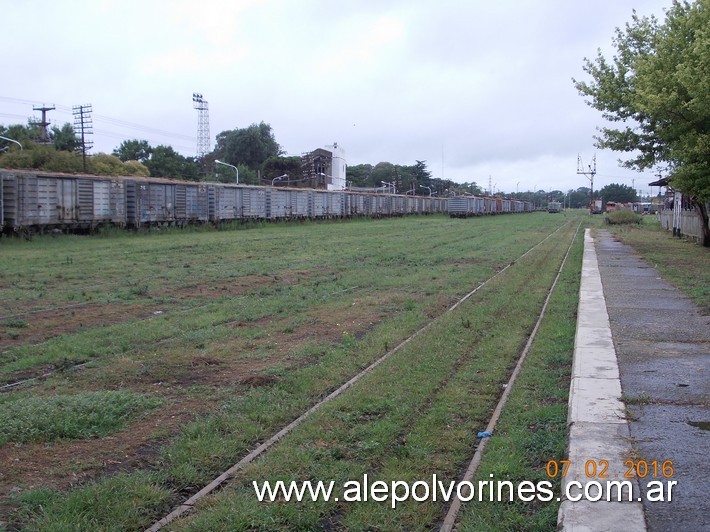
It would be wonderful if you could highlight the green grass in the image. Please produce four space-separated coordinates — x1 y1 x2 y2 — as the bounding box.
0 213 587 530
11 472 172 532
5 211 703 530
457 225 582 530
0 390 162 445
593 216 710 312
166 222 582 530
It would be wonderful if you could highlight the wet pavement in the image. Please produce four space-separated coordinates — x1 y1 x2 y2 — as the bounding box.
595 229 710 532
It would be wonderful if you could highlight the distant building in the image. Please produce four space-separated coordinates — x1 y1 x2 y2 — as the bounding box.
301 143 347 190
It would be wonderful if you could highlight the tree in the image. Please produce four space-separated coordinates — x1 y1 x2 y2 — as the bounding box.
568 187 592 208
346 164 374 187
598 183 638 203
575 0 710 245
461 182 484 195
213 122 281 171
89 153 150 176
113 139 152 163
0 123 36 149
371 162 397 189
145 145 200 180
51 123 79 152
261 155 302 184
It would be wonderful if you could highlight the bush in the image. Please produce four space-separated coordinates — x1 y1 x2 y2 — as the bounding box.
605 209 642 225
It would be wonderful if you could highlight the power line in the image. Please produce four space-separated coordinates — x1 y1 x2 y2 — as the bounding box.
1 96 195 143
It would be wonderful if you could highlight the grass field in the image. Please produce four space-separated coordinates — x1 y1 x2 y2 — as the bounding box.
596 215 710 313
0 210 704 530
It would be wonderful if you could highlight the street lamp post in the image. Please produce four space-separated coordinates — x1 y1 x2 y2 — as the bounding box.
317 172 331 188
215 160 239 183
419 185 432 196
272 174 288 186
0 135 23 150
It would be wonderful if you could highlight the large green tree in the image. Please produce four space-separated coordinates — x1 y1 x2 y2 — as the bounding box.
145 145 200 180
567 187 592 209
346 164 374 187
261 155 302 184
0 123 37 149
113 139 152 163
575 0 710 245
51 123 80 152
598 183 639 203
213 122 281 171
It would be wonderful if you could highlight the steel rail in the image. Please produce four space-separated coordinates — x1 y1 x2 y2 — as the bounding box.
146 220 572 531
439 221 582 531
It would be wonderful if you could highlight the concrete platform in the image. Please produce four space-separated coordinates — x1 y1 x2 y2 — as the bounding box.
595 229 709 532
560 228 709 532
557 229 646 531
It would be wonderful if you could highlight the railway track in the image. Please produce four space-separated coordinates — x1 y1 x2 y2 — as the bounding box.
439 221 581 530
145 220 580 530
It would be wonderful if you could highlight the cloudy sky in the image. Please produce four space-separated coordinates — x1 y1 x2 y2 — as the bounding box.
2 0 672 195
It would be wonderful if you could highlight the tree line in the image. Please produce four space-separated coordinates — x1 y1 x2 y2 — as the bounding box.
0 120 477 196
0 120 648 204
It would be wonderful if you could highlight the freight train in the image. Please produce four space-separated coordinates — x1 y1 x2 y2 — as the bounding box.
0 169 532 235
447 196 533 216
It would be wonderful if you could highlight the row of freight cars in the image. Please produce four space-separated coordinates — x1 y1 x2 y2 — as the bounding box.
0 170 449 233
0 169 533 234
447 196 534 216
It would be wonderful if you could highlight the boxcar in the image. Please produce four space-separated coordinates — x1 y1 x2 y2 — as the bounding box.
209 184 240 223
290 189 310 218
3 173 77 229
448 197 469 217
0 173 4 232
267 188 289 219
175 183 209 224
125 179 176 227
391 195 405 216
241 187 268 218
80 178 126 226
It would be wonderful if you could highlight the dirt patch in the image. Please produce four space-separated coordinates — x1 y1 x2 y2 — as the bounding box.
0 357 293 521
0 303 163 352
0 269 394 522
0 269 322 354
241 374 279 387
0 394 205 519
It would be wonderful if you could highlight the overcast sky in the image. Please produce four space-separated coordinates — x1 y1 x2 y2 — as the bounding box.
1 0 672 195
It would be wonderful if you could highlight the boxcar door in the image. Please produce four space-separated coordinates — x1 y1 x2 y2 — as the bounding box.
58 178 78 222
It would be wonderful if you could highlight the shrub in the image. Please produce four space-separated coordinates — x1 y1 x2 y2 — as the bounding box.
606 209 642 225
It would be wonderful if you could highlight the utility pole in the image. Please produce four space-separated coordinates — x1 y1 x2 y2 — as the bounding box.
32 104 55 144
73 104 93 173
577 154 596 213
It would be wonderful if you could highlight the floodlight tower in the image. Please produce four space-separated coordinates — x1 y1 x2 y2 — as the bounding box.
577 154 597 213
192 93 210 158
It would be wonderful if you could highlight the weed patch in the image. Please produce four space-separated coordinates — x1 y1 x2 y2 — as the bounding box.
0 390 162 445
